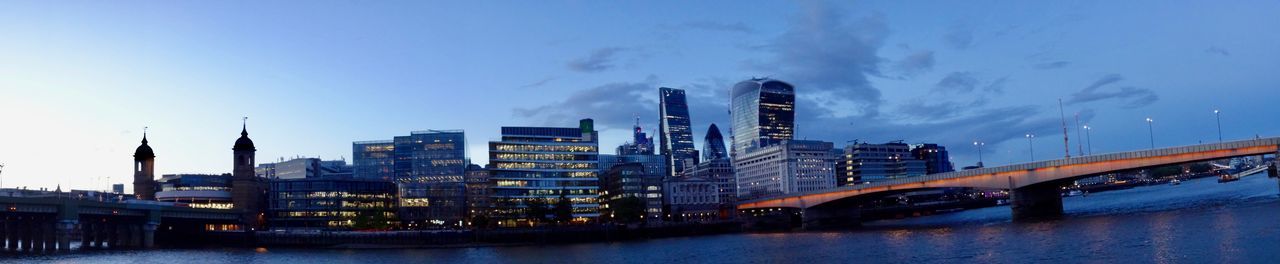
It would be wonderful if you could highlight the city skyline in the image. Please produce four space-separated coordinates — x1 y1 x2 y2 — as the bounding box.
3 0 1280 191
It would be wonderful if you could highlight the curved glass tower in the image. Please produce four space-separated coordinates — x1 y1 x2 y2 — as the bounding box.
702 123 728 161
730 78 795 156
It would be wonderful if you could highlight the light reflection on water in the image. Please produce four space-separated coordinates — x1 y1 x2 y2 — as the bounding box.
4 175 1278 264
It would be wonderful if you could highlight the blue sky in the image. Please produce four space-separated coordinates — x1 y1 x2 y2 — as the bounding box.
2 0 1278 191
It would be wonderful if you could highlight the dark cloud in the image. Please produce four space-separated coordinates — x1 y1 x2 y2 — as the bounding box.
984 77 1008 94
679 21 755 33
935 71 980 93
566 47 627 73
944 26 973 49
1033 61 1071 70
893 50 935 78
1066 74 1158 108
520 77 556 88
750 2 888 116
512 76 659 128
1204 46 1230 56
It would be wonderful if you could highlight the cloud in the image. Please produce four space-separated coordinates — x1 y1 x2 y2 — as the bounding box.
566 47 627 73
1066 74 1158 108
680 21 755 33
944 26 973 49
892 50 935 78
1204 46 1230 56
750 2 889 116
1033 61 1071 70
512 76 660 128
935 71 980 93
896 97 988 120
520 77 556 88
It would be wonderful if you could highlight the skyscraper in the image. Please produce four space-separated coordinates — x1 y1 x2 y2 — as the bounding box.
617 116 655 155
730 78 795 156
489 119 600 225
659 87 698 177
702 123 728 162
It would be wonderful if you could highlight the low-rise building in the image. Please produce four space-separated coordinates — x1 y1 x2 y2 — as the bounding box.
663 176 719 222
267 176 398 230
734 140 837 200
155 173 234 210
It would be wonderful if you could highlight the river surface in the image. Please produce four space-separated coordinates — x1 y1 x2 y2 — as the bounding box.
5 173 1279 263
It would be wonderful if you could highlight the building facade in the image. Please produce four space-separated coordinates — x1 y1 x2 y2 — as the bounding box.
156 173 234 210
353 130 468 228
257 157 353 180
663 176 719 222
617 117 655 156
132 133 157 200
464 164 492 222
488 119 600 225
659 87 698 177
729 78 795 156
838 141 928 186
734 140 836 200
352 140 395 181
267 177 398 230
702 124 729 162
682 158 736 208
910 144 955 174
600 163 664 222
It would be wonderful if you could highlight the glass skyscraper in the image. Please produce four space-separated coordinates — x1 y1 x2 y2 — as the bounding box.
659 87 698 177
488 119 600 225
702 123 728 161
352 140 395 181
352 130 468 228
730 78 795 156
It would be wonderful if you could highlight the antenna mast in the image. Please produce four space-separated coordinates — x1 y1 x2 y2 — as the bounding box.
1059 99 1071 159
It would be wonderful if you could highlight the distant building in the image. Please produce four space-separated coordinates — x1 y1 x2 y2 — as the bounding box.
701 124 729 162
838 141 928 185
910 144 954 174
156 174 234 210
464 164 492 222
489 119 600 225
353 130 468 228
600 163 664 222
352 140 395 181
599 154 666 181
267 177 398 230
663 176 719 222
257 157 353 180
682 158 736 208
730 78 795 156
659 87 698 177
616 117 655 155
112 184 125 194
734 140 836 200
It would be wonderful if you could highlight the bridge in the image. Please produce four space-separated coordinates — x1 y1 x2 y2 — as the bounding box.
0 193 241 252
739 137 1280 228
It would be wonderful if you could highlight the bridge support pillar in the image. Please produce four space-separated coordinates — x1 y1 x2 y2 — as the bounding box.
42 221 55 251
106 222 118 249
141 222 157 248
25 219 39 251
3 216 14 250
801 207 862 230
1010 184 1064 220
56 219 76 251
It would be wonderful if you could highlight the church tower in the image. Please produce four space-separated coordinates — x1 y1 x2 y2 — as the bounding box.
132 130 157 200
230 120 265 229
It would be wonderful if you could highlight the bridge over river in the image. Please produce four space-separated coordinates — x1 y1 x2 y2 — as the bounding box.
739 137 1280 228
0 193 240 252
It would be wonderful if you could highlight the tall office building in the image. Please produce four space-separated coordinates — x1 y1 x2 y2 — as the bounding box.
702 124 728 162
910 144 954 174
729 78 795 156
734 140 836 200
617 117 655 155
352 130 467 228
352 140 395 181
489 119 600 225
838 141 928 186
659 87 698 177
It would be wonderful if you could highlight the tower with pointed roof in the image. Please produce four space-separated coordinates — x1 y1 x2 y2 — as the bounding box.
133 129 157 200
231 119 266 229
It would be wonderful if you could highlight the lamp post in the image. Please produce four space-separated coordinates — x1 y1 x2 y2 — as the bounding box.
1146 118 1155 150
973 141 985 168
1214 109 1223 142
1083 125 1093 155
1025 134 1035 162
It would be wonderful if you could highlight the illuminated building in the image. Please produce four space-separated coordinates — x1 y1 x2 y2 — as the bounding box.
352 140 395 181
681 158 736 211
155 174 234 210
659 87 698 177
729 78 795 156
837 141 928 185
257 157 353 180
353 130 468 228
734 140 836 200
617 116 655 155
266 177 398 230
663 176 719 222
911 143 955 174
488 119 600 225
701 123 729 162
599 163 664 222
464 164 492 222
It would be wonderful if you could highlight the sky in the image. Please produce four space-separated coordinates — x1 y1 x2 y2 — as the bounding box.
2 0 1278 192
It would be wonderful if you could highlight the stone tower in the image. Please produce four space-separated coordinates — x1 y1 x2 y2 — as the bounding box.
132 131 157 200
230 121 265 229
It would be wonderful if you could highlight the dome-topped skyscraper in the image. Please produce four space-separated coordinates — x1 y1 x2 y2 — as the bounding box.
133 130 157 200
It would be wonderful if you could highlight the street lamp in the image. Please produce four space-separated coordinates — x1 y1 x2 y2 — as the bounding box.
1083 125 1093 155
973 141 985 168
1214 109 1223 142
1145 118 1155 149
1025 134 1035 161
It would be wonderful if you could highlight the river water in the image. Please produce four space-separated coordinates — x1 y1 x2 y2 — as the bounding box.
6 173 1279 263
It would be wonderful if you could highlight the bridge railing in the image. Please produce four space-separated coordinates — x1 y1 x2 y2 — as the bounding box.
742 137 1280 204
